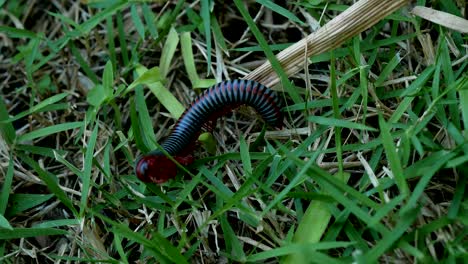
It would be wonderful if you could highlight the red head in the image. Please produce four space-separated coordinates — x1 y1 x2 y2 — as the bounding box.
135 155 178 184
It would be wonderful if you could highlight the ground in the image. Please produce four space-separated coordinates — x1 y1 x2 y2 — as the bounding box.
0 0 467 263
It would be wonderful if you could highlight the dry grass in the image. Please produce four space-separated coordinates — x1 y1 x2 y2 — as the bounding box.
0 0 467 263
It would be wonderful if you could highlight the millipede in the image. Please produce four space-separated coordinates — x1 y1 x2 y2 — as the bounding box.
135 79 283 184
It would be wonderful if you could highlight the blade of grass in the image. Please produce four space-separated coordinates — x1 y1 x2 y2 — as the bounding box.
79 124 99 217
24 38 40 82
239 136 252 175
330 51 344 173
256 0 304 25
0 214 13 230
113 233 129 264
5 194 54 217
33 219 80 228
53 150 82 177
106 17 117 73
447 164 466 219
102 60 114 101
400 151 456 215
362 207 420 262
124 66 162 94
200 0 211 75
439 37 459 129
211 15 228 52
159 27 179 79
308 115 377 131
0 93 68 124
130 99 148 153
181 32 200 85
248 241 353 262
16 145 66 159
116 11 129 65
0 153 14 215
399 65 435 97
136 66 185 119
142 3 158 39
154 0 185 45
0 99 15 144
79 2 128 34
17 153 77 216
134 85 157 150
0 228 67 239
285 172 350 264
234 0 302 104
17 122 83 143
70 42 99 84
220 214 246 261
92 210 188 264
0 25 38 39
374 52 402 87
379 114 410 197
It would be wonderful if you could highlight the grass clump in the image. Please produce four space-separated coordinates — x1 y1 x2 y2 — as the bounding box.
0 0 467 263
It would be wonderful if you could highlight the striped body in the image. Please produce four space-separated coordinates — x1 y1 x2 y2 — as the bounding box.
135 79 282 183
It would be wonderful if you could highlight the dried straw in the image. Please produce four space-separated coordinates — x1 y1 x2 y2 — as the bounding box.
243 0 412 87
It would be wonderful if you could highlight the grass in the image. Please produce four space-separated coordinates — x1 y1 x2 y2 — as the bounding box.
0 0 467 263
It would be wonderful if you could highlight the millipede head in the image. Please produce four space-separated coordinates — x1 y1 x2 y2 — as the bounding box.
135 154 178 184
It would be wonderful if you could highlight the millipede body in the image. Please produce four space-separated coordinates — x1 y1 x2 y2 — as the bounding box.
135 79 282 183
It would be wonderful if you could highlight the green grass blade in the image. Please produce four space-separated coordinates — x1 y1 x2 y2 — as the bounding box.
285 172 350 264
106 17 117 74
33 219 80 228
256 0 304 25
0 228 67 239
0 214 13 230
375 52 402 87
233 0 302 104
308 116 377 131
378 114 409 197
220 214 246 261
70 42 99 84
124 65 162 94
5 194 54 217
0 99 16 144
211 15 228 52
181 31 200 85
79 124 99 217
53 150 82 177
131 4 145 39
116 11 129 65
0 25 38 39
17 122 83 143
239 135 252 175
17 154 77 216
159 27 179 79
400 65 435 97
401 151 456 215
142 3 158 39
200 0 211 74
0 93 68 124
93 210 188 264
134 85 157 151
363 207 420 262
0 153 14 215
79 1 127 34
248 241 353 262
447 164 466 219
138 71 186 119
102 60 114 100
